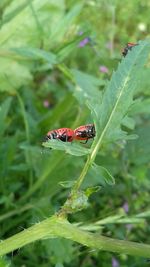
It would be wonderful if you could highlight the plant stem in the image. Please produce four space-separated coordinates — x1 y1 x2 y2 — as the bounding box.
0 216 150 258
0 204 33 222
71 133 101 192
16 91 33 187
72 155 91 192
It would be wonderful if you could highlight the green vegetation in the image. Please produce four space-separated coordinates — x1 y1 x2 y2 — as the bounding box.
0 1 150 266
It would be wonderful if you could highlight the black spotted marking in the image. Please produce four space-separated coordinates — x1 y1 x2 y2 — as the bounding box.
77 125 96 139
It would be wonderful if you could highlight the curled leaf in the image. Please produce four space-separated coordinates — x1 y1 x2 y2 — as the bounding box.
92 163 115 186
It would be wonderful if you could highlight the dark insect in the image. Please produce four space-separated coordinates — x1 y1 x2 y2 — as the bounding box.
122 42 138 57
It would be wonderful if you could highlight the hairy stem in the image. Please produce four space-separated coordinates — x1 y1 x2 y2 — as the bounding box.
0 216 150 258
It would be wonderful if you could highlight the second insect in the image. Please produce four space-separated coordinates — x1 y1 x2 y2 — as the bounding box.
45 124 96 143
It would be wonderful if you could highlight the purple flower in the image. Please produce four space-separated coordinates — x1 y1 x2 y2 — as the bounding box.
112 257 120 267
78 31 83 36
78 37 90 47
99 65 109 73
43 100 50 108
122 202 129 213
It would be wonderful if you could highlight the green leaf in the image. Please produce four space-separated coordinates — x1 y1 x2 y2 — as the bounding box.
127 124 150 165
1 1 33 26
11 46 57 66
0 0 66 49
59 180 75 188
42 140 90 156
0 97 12 136
55 263 64 267
122 116 135 130
95 215 144 225
134 68 150 95
85 186 101 197
91 40 150 144
129 98 150 115
72 69 105 125
0 59 32 92
72 69 104 104
92 163 115 185
56 32 90 62
50 3 83 43
43 238 75 265
0 257 10 267
136 210 150 218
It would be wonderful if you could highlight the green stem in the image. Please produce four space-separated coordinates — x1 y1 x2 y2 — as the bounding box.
71 134 101 192
16 91 33 186
57 64 75 83
0 216 150 258
0 204 33 222
28 0 44 38
72 156 91 192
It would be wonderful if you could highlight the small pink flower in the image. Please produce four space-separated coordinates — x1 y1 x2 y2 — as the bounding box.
99 65 109 73
43 100 50 108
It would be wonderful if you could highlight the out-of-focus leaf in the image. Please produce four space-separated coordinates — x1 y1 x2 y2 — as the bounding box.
136 210 150 218
134 68 150 95
11 46 57 66
1 0 33 26
50 3 83 43
0 97 12 136
0 0 65 48
55 263 64 267
72 69 104 104
43 238 76 265
0 58 32 92
122 116 135 130
38 93 75 129
57 32 89 62
72 69 104 124
129 98 150 115
127 124 150 165
0 257 10 267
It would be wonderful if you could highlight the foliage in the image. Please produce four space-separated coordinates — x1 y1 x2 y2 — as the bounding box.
0 0 150 266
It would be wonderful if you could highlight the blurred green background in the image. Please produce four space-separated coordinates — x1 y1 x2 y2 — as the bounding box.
0 0 150 266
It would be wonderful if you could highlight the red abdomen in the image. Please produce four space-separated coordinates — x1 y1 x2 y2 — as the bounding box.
46 128 74 142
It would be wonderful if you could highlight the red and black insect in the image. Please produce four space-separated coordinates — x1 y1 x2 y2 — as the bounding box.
122 42 138 57
74 124 96 143
45 128 74 142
